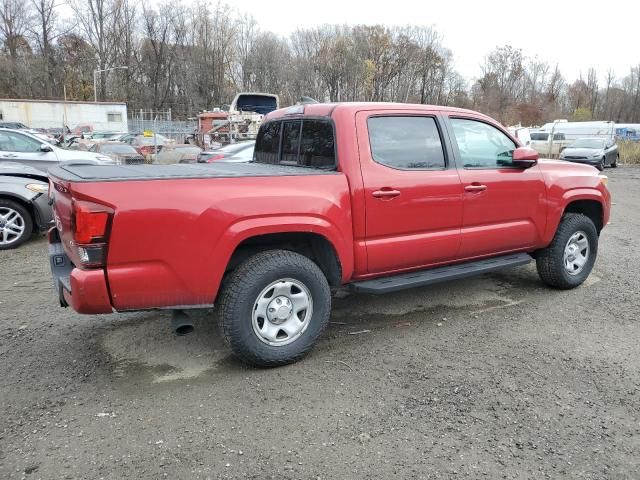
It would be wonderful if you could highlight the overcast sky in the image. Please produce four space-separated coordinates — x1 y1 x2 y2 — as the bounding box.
233 0 637 82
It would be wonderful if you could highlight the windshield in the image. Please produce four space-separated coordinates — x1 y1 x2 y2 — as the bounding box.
569 139 605 149
100 144 138 154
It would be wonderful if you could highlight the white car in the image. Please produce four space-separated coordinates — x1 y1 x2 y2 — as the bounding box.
0 128 116 173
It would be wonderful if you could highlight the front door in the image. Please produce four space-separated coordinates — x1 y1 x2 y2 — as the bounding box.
356 112 464 274
0 130 59 172
445 116 547 258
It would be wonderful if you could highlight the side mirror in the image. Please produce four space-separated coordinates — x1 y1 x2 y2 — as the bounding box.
512 147 538 168
40 143 53 153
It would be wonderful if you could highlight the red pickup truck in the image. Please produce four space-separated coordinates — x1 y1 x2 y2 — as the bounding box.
48 103 611 366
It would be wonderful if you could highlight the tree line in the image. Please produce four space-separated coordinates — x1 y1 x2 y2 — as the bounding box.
1 0 640 125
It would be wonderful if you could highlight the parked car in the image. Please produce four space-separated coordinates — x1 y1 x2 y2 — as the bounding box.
46 127 64 137
114 133 172 145
130 135 166 159
529 131 569 156
72 125 93 135
90 131 126 141
0 128 116 172
559 138 619 170
89 141 145 165
197 141 255 163
155 145 202 164
0 162 52 249
47 102 610 367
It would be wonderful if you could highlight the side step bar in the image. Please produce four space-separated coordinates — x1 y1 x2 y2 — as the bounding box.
351 253 533 294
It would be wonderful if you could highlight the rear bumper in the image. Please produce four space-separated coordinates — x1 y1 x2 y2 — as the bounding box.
48 228 113 314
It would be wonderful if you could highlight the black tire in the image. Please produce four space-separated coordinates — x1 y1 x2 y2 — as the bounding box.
218 249 331 367
597 157 605 171
611 155 618 168
0 199 33 250
536 213 598 289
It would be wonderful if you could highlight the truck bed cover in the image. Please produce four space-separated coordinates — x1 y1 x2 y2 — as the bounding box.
48 162 338 182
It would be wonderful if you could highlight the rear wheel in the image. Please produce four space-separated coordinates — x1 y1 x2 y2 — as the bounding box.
218 250 331 367
536 213 598 289
0 199 33 250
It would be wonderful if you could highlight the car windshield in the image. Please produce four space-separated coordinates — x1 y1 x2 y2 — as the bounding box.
569 139 605 149
100 144 138 154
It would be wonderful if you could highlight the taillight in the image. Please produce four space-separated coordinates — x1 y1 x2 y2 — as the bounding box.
206 154 224 163
72 200 113 268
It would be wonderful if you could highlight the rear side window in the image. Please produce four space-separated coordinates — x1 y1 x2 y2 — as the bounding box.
368 116 446 169
254 119 335 169
254 121 281 164
299 120 335 167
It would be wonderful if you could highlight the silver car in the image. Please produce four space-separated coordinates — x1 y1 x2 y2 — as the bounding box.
0 128 115 173
559 138 619 170
0 162 52 249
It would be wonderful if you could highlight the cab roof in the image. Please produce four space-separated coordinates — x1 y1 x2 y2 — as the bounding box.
265 102 490 121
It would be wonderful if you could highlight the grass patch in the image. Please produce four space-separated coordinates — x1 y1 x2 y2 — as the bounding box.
618 141 640 165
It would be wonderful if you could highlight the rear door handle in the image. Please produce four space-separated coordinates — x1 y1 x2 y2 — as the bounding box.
464 184 487 192
372 189 401 199
2 153 18 158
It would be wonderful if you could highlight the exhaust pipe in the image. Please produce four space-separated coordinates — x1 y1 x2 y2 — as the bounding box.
171 310 194 336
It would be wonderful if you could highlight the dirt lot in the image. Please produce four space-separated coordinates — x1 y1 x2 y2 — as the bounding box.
1 167 639 480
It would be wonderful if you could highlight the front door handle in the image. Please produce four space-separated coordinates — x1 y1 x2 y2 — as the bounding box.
464 184 487 192
2 153 18 158
372 189 401 199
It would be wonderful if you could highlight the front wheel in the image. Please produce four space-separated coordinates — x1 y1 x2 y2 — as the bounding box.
0 199 33 250
597 157 605 171
611 155 618 168
536 213 598 289
218 250 331 367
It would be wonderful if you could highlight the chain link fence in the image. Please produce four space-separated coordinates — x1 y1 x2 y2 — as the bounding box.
128 109 197 144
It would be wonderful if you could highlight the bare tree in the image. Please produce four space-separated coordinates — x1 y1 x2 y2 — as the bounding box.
68 0 122 100
0 0 32 95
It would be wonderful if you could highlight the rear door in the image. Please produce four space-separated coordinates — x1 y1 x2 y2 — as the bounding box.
0 130 59 172
356 111 464 274
444 116 546 258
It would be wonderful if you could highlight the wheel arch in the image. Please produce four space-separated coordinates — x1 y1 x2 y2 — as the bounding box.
225 231 344 288
0 194 38 228
563 198 604 233
543 190 607 246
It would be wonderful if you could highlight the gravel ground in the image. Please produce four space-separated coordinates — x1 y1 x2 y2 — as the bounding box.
1 167 639 479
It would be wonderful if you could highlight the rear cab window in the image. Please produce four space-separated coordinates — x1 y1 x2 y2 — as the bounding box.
254 118 336 169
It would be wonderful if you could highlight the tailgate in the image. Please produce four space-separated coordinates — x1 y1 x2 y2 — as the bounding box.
48 175 75 259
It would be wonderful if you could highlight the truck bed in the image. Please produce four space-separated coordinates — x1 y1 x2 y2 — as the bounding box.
48 162 338 182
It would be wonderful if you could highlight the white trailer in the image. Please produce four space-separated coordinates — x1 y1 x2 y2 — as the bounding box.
0 99 128 132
